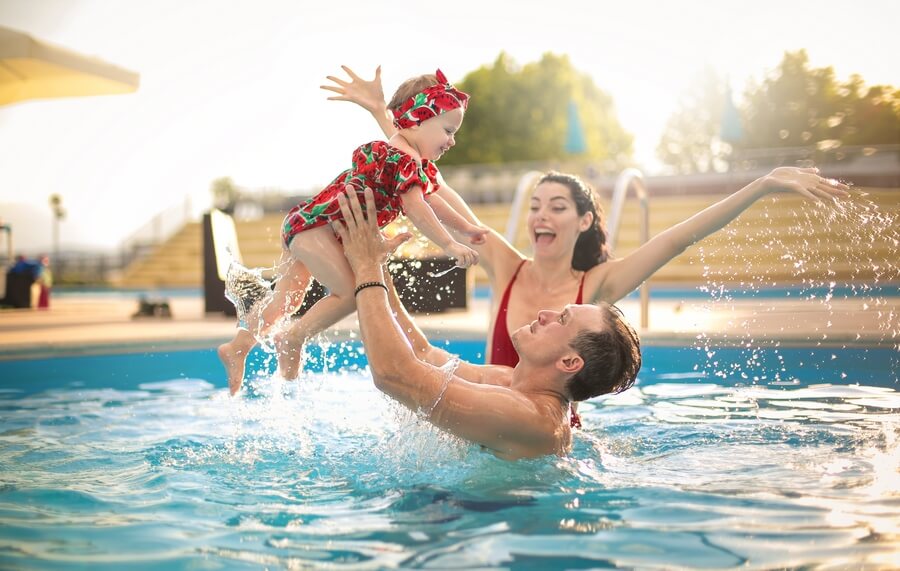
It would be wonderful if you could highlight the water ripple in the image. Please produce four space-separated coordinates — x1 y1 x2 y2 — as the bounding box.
0 371 897 569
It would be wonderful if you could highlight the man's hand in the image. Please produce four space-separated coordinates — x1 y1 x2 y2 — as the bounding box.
333 188 411 275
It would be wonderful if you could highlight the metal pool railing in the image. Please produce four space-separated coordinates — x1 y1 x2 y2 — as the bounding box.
507 168 651 329
609 168 650 329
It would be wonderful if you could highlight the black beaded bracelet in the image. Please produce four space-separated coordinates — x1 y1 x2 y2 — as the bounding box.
354 281 388 297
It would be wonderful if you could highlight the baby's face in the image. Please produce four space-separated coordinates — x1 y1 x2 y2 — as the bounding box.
411 108 464 161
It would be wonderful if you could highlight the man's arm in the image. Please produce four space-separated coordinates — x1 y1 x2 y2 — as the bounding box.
382 266 512 387
358 281 555 457
333 190 556 458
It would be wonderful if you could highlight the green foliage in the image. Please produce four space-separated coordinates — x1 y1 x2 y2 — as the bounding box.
657 68 731 174
442 52 633 167
741 50 900 149
210 176 238 211
658 50 900 173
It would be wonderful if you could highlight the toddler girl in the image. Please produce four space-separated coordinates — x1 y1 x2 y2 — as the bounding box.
219 69 486 393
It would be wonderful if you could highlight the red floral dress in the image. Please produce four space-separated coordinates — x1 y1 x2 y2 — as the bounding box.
281 141 440 247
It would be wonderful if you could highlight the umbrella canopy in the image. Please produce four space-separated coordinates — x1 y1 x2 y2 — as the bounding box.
0 26 139 106
564 99 587 155
720 86 744 145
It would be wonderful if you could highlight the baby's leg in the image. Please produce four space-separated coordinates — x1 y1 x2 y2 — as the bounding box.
276 226 356 379
219 251 311 394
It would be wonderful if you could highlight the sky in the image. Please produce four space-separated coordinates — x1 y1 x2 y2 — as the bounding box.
0 0 897 253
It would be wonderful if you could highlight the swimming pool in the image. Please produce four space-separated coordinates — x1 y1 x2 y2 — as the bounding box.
1 342 898 569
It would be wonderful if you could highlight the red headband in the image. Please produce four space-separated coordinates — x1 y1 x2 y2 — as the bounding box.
391 69 470 129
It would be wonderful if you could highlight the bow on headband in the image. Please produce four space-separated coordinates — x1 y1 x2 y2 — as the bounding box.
391 69 470 129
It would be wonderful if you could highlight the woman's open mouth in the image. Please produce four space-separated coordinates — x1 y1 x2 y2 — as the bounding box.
534 228 556 245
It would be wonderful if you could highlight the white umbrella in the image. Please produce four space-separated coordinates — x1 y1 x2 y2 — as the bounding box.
0 25 139 106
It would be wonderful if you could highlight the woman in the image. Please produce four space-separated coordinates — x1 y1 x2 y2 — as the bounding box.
322 66 851 372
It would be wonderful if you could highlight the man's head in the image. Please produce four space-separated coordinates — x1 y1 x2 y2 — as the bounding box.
512 303 641 400
566 303 641 400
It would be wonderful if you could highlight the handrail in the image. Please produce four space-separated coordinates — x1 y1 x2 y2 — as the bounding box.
608 168 650 329
504 171 545 242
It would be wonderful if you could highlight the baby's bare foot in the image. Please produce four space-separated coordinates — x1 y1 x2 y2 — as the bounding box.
217 341 249 395
275 328 305 381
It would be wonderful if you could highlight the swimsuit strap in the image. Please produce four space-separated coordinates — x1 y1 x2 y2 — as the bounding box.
489 259 528 367
498 259 528 328
572 271 586 429
575 271 586 304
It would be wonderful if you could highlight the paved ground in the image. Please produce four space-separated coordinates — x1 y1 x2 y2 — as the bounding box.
1 289 897 360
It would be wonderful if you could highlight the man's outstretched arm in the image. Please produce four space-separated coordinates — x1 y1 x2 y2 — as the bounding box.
333 190 558 458
381 269 512 387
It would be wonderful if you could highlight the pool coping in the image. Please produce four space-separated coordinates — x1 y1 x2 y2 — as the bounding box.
1 326 894 362
1 293 897 361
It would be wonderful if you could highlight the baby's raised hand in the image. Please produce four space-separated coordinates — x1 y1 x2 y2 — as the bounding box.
321 65 385 114
445 242 479 269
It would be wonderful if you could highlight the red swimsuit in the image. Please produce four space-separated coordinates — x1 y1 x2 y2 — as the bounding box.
490 260 586 367
490 260 586 428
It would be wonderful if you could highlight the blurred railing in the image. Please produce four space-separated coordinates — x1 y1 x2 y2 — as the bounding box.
119 196 195 269
43 196 197 285
608 168 650 329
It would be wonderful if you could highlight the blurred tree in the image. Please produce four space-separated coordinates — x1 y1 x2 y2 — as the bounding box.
657 67 731 173
658 50 900 173
210 176 239 213
442 52 633 167
741 50 900 149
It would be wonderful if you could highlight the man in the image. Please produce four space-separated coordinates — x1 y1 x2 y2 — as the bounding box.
333 189 642 460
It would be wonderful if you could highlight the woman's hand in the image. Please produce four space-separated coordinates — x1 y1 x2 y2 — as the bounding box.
760 167 851 204
321 65 386 115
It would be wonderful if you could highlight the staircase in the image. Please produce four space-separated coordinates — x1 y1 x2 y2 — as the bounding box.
117 189 898 288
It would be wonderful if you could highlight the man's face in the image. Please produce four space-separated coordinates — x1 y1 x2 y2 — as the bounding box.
511 304 607 365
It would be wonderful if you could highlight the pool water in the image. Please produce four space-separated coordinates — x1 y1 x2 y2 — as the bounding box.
1 343 898 569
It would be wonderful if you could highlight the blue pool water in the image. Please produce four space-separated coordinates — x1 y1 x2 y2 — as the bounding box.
1 343 898 569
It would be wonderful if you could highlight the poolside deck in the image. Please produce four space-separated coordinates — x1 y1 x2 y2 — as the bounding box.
1 289 896 360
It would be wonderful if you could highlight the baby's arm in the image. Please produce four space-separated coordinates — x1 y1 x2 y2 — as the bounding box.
401 189 479 268
425 193 488 244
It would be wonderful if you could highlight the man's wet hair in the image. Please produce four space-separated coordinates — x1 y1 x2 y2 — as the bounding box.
566 303 642 401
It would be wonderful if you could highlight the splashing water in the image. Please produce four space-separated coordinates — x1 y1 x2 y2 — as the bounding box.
1 349 897 569
689 187 899 384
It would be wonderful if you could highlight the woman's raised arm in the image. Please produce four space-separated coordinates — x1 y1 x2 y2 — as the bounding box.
591 167 851 304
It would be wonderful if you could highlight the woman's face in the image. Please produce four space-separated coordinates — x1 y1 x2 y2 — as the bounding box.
527 182 592 258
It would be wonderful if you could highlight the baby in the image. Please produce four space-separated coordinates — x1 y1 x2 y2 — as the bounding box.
220 69 486 394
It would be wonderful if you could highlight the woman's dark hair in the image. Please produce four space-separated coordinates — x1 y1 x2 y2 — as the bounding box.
536 172 610 271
